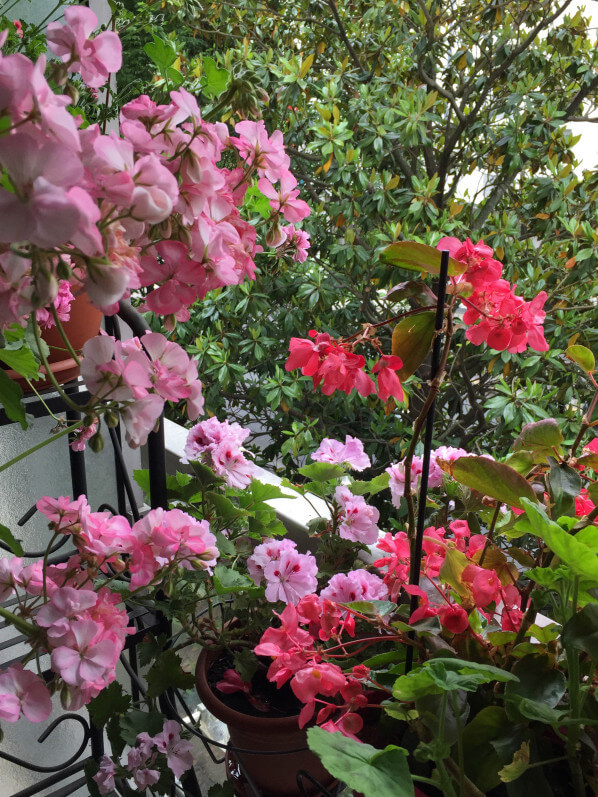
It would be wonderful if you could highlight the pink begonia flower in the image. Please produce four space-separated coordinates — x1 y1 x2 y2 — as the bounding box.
153 720 194 779
233 120 290 181
311 435 371 471
575 488 594 517
371 355 404 402
93 757 116 794
0 664 52 723
257 171 311 223
35 280 74 329
438 603 470 634
182 417 254 488
279 224 310 262
437 236 502 288
291 662 347 725
46 5 122 88
320 570 388 603
462 564 501 608
51 619 117 686
264 548 318 605
334 485 380 545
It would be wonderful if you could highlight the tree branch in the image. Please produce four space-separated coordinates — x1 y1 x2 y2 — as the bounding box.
325 0 364 73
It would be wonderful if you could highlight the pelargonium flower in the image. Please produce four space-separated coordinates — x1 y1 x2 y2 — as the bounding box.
320 570 388 603
334 486 380 545
0 664 52 723
263 547 318 605
386 457 424 508
311 435 371 471
182 417 254 488
279 224 310 262
153 720 194 779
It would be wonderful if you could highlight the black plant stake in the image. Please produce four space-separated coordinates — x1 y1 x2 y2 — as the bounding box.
404 250 449 673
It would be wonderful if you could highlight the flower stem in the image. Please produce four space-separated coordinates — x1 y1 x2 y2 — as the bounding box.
0 605 37 637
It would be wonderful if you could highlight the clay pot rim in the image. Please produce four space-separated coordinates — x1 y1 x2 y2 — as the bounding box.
195 647 305 733
4 357 78 384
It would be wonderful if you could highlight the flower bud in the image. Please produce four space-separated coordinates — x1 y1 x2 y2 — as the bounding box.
104 410 119 428
89 432 104 453
56 258 73 281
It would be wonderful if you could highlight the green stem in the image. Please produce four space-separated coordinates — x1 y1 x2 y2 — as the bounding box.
451 691 466 797
50 306 81 366
566 576 585 797
0 605 37 637
31 321 82 413
436 693 459 797
0 422 82 474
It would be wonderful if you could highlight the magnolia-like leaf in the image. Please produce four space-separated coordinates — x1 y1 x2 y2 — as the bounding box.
449 456 537 509
498 741 530 783
380 241 466 276
307 727 414 797
391 311 435 379
548 459 581 517
513 419 564 462
299 53 314 78
566 344 595 374
577 452 598 470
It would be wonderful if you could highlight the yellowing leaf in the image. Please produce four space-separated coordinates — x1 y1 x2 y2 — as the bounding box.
300 54 314 78
450 202 464 217
565 256 576 269
499 741 530 783
323 153 333 173
317 41 326 54
457 54 467 69
535 212 550 219
386 175 400 190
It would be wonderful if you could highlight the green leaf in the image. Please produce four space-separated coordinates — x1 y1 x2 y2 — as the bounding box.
504 451 534 475
206 491 247 523
385 280 437 306
517 499 598 580
190 461 226 488
393 668 440 701
562 604 598 660
505 654 566 722
349 472 390 496
144 35 177 69
513 419 564 462
548 458 582 517
566 344 595 374
461 706 512 792
201 56 230 98
439 546 471 597
244 184 272 219
507 697 566 725
0 523 24 556
146 650 195 698
133 468 150 495
0 368 27 429
380 241 466 276
307 727 414 797
449 456 537 509
165 66 184 87
250 480 294 502
0 346 40 379
212 564 255 594
119 709 166 745
88 682 131 727
342 600 397 617
298 462 346 481
391 311 435 379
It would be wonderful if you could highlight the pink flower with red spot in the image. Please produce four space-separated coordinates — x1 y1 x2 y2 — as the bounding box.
182 417 254 488
264 547 318 605
320 570 388 604
334 485 380 545
258 171 311 223
153 720 194 780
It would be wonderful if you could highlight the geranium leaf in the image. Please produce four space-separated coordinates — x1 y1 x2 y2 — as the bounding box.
88 682 131 727
0 523 24 556
380 241 466 276
146 650 195 698
0 368 28 429
298 462 345 481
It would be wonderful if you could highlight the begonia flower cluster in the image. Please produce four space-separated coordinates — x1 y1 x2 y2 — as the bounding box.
438 236 549 353
285 331 404 401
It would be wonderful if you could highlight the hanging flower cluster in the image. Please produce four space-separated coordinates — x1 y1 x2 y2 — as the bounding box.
438 236 549 353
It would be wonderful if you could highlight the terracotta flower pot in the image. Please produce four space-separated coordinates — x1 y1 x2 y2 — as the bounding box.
5 291 103 393
195 648 337 796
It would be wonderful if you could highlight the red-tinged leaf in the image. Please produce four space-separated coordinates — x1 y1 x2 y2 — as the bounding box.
513 419 564 462
566 344 595 374
385 280 437 306
380 241 466 276
450 456 537 510
391 311 435 379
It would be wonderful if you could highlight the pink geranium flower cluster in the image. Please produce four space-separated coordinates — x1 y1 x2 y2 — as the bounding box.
0 496 219 722
248 539 318 604
312 435 371 471
94 720 193 793
386 446 470 508
334 486 380 545
438 236 549 353
182 416 255 488
80 331 203 447
285 331 404 402
0 11 309 333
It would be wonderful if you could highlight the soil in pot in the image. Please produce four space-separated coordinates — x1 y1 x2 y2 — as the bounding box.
196 649 338 797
